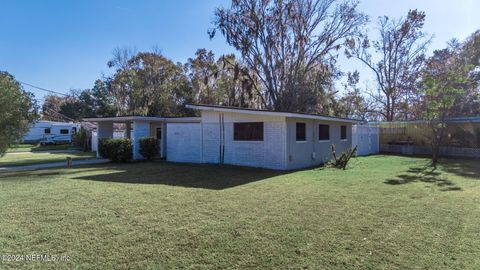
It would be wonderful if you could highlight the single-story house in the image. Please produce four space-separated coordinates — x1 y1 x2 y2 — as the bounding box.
84 104 359 170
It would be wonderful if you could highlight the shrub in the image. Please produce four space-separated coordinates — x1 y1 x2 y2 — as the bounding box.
73 127 90 151
98 138 132 162
139 137 159 160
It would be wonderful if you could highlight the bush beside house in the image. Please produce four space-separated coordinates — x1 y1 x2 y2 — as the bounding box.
99 138 132 162
139 137 159 160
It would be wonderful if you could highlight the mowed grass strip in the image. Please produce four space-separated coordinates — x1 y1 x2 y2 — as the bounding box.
0 151 95 167
0 155 479 269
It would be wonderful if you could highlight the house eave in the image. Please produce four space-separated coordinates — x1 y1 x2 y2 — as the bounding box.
186 104 360 123
83 116 201 123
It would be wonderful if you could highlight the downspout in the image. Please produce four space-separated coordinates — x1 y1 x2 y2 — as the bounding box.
284 118 289 170
312 120 316 164
222 113 225 163
218 113 222 164
218 113 225 164
200 119 204 163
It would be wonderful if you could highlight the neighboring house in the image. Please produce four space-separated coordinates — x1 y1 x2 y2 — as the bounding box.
23 120 80 144
84 104 359 170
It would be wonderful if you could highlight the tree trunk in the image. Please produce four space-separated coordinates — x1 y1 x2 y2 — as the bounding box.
431 143 439 168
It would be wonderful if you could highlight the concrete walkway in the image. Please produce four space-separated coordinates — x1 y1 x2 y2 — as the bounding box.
0 159 110 172
6 149 82 155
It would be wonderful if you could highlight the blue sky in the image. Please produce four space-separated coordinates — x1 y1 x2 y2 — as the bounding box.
1 0 479 102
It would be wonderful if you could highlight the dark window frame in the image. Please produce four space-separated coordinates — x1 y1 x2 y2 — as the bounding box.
156 127 162 140
233 122 264 141
318 124 330 141
341 125 347 140
44 128 51 134
60 129 69 134
295 122 306 142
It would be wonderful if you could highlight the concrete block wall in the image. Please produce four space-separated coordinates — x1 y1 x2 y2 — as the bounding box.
285 118 353 170
166 123 202 163
200 111 287 170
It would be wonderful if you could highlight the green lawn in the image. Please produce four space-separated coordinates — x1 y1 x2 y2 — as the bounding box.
0 155 479 269
0 151 96 167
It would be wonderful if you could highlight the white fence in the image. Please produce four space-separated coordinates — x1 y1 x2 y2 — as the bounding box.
380 144 480 158
352 125 380 156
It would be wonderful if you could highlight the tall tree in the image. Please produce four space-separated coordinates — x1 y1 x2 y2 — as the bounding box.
335 71 370 120
41 81 116 122
107 50 192 116
346 9 430 121
453 31 480 116
422 45 473 167
187 49 219 105
86 80 116 117
42 95 66 121
0 71 38 155
211 0 367 112
186 49 262 108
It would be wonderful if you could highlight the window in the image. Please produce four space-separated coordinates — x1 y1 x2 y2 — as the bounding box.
60 129 69 134
318 124 330 141
341 125 347 140
234 122 263 141
44 128 51 134
156 128 162 140
296 123 306 141
72 127 77 134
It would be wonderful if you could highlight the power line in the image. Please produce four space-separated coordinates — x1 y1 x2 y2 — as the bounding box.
18 81 79 123
44 107 76 122
19 81 69 97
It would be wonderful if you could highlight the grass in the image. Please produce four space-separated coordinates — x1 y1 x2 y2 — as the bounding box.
0 151 96 167
0 155 479 269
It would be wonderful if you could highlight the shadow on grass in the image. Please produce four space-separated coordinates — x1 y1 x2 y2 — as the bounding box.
72 161 286 190
440 159 480 180
385 165 462 192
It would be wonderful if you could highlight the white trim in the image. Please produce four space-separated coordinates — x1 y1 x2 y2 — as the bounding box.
341 139 348 142
186 105 359 123
318 140 331 143
296 140 308 143
83 116 201 123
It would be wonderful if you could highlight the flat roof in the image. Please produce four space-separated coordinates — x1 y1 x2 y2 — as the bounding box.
186 104 360 123
83 116 201 123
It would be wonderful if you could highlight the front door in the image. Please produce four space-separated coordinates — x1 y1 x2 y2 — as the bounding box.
156 127 162 157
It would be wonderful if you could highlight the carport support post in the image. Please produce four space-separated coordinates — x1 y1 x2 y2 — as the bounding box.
96 121 114 158
132 120 150 160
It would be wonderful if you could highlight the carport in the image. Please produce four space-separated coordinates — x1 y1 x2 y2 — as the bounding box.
83 116 200 160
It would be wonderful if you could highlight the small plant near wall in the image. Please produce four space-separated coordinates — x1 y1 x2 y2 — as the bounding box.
139 137 159 160
328 144 357 170
98 138 132 162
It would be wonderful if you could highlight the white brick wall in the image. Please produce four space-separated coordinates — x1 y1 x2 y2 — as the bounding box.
200 111 287 170
202 123 221 164
166 123 202 163
285 118 353 170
